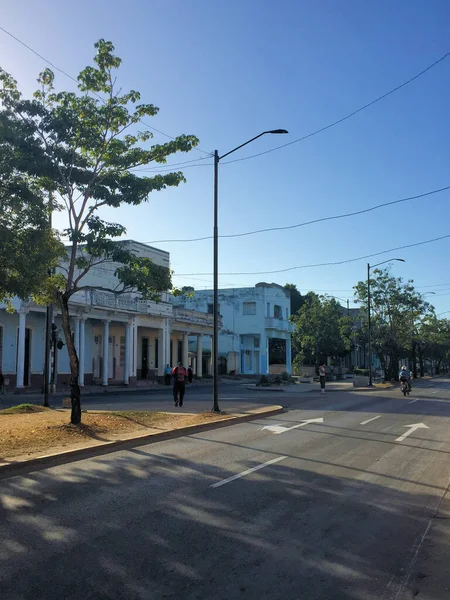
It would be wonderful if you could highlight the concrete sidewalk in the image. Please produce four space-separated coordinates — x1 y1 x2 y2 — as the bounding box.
246 381 354 393
1 378 215 404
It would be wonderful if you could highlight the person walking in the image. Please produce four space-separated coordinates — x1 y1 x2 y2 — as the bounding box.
172 361 187 407
164 364 172 385
319 363 326 394
187 365 193 384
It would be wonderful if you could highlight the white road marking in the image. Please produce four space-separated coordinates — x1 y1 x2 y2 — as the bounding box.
261 418 324 435
408 399 419 404
210 456 287 488
360 415 382 425
432 391 438 394
395 423 429 443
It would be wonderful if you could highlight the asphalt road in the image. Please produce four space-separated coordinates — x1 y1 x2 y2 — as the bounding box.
2 377 450 599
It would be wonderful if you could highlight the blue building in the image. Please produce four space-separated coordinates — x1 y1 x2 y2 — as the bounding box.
172 283 293 375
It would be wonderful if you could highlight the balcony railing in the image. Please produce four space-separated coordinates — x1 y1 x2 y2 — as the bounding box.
172 306 216 326
265 317 294 332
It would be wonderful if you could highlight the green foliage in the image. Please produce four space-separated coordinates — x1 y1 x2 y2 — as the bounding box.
353 269 435 379
284 283 304 316
291 292 351 366
0 39 199 423
0 110 64 303
416 316 450 374
353 367 369 377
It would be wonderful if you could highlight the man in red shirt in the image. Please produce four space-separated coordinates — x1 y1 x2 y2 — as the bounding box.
172 361 187 407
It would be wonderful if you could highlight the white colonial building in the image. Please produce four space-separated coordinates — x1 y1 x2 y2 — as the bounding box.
0 241 215 390
172 283 293 375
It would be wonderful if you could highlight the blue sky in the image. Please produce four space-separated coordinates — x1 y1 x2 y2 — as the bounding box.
2 0 450 314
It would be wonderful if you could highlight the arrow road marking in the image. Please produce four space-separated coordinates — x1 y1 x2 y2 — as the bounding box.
395 423 429 443
261 418 324 435
360 415 382 425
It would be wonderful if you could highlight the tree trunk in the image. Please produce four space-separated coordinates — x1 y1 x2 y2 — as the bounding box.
436 358 443 374
59 294 82 425
412 340 417 379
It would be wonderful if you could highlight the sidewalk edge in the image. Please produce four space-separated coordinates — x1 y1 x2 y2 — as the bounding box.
0 405 284 480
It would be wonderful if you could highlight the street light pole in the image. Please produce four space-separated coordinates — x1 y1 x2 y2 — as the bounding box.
212 129 288 413
367 257 405 386
367 263 372 386
213 150 219 412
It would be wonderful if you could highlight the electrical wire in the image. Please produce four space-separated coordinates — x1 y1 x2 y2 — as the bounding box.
0 24 211 155
176 233 450 276
221 51 450 166
131 157 212 172
144 184 450 244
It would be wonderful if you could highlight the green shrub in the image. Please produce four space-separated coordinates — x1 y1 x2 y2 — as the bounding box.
354 367 369 377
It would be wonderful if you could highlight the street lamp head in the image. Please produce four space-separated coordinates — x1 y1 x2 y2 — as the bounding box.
267 129 289 134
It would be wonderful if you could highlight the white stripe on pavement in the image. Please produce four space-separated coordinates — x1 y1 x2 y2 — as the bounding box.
360 415 382 425
210 456 287 488
408 399 420 404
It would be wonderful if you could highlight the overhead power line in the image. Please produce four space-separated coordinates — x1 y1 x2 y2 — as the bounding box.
0 24 211 156
176 233 450 276
221 51 450 166
145 184 450 244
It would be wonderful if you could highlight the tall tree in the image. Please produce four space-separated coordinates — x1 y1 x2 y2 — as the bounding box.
0 113 63 304
0 40 199 424
416 317 450 376
292 293 351 370
353 269 433 379
284 283 304 316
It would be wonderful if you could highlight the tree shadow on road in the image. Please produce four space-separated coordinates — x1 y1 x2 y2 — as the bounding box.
1 436 450 599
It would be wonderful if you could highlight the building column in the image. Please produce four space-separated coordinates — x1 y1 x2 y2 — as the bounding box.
170 334 176 367
124 320 131 384
209 336 213 375
286 336 292 375
102 320 110 386
182 333 189 368
74 317 80 356
16 309 28 388
164 319 171 366
197 334 203 378
158 324 166 377
79 317 86 386
129 318 138 379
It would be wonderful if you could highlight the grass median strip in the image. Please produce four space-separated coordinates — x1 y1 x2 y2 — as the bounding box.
0 404 230 462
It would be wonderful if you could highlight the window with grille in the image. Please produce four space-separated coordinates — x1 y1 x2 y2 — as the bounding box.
243 302 256 315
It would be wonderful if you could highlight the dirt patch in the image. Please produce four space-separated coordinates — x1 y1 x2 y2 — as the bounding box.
0 408 229 462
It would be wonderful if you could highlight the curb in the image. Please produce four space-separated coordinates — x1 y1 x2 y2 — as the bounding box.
0 405 284 480
246 386 285 393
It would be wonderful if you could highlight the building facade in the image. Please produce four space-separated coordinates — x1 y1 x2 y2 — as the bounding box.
0 241 215 390
172 283 293 375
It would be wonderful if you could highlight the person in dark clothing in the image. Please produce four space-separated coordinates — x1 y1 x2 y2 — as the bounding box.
187 366 193 384
172 361 187 407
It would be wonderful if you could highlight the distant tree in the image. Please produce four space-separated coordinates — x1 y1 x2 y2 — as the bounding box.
0 39 198 424
416 317 450 376
292 293 350 371
284 283 304 315
353 269 433 379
